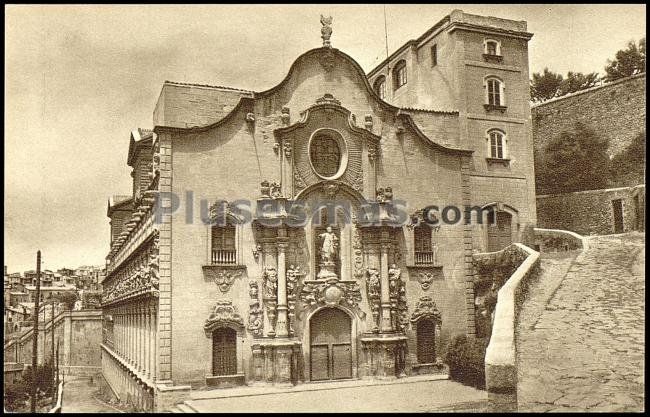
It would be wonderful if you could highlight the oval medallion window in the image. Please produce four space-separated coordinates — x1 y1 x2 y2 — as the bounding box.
309 129 348 180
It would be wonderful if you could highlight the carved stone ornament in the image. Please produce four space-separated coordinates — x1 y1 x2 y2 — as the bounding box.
281 107 290 125
249 280 259 299
283 142 292 159
320 15 333 47
248 300 263 336
300 279 362 310
201 266 243 293
316 93 341 106
246 112 256 123
365 267 381 331
102 234 160 306
270 182 283 199
364 115 373 130
410 296 442 325
262 266 278 299
376 187 394 203
418 272 435 290
204 299 244 334
322 182 339 200
294 172 306 190
388 264 409 332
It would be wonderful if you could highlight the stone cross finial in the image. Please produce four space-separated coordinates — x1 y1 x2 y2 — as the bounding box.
320 15 333 47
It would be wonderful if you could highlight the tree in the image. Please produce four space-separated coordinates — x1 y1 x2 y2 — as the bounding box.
530 68 563 102
53 291 78 310
558 71 600 95
538 122 610 194
609 130 646 187
604 38 646 81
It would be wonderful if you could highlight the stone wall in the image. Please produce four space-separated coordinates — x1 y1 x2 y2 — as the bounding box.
3 310 103 377
482 243 540 412
536 185 645 235
532 73 646 191
532 227 587 253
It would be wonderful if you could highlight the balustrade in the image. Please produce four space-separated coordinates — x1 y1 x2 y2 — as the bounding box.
415 251 435 265
211 249 237 265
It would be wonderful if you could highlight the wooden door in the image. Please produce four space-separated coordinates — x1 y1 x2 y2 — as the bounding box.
487 211 513 252
612 199 624 233
310 308 352 381
212 327 237 376
416 319 436 364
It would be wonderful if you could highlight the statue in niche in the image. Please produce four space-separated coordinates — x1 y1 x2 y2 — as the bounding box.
319 226 339 262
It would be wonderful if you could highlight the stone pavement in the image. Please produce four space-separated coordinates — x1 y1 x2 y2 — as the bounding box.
61 376 123 413
517 232 645 412
179 377 487 412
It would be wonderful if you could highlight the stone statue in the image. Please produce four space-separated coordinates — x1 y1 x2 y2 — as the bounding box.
319 226 338 262
320 15 333 47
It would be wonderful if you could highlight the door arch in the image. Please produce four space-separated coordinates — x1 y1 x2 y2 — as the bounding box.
309 308 352 381
212 327 237 376
487 210 513 252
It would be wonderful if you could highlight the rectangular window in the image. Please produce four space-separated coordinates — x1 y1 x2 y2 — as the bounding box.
211 225 236 264
490 135 504 159
431 44 437 67
487 41 498 56
487 80 501 106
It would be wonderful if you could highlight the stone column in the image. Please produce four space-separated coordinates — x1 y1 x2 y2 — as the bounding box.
136 305 144 372
145 305 150 380
379 239 392 332
275 234 289 338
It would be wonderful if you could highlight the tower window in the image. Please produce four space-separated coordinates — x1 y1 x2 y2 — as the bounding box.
486 78 502 106
393 60 407 90
431 44 438 67
484 39 501 56
488 130 506 159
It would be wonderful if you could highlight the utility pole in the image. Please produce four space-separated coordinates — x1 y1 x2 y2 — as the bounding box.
30 250 42 413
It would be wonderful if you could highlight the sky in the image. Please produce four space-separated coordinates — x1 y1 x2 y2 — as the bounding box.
4 4 646 273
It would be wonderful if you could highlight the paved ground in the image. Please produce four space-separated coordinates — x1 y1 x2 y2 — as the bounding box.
517 233 645 412
61 376 123 413
183 378 487 412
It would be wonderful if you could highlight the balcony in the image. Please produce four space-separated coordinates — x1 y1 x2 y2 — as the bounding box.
212 250 237 265
415 251 437 266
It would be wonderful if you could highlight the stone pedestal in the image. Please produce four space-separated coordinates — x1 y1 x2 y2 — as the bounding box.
249 339 302 386
359 333 407 379
317 261 338 280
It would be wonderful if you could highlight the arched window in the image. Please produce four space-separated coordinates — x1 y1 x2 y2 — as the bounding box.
484 39 501 56
373 76 386 100
487 129 506 159
393 60 407 90
485 77 505 106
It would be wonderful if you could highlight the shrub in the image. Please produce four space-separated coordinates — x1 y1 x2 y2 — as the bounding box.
53 291 78 310
444 335 489 389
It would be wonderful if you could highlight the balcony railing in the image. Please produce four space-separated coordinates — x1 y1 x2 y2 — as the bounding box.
212 250 237 265
415 251 436 265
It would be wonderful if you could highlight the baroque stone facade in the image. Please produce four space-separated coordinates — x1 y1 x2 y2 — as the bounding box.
102 9 537 410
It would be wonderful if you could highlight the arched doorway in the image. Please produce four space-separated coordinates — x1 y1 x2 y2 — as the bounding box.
212 327 237 376
310 308 352 381
487 210 513 252
416 318 436 364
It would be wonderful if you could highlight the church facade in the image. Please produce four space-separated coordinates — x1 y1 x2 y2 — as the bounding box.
101 9 535 410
